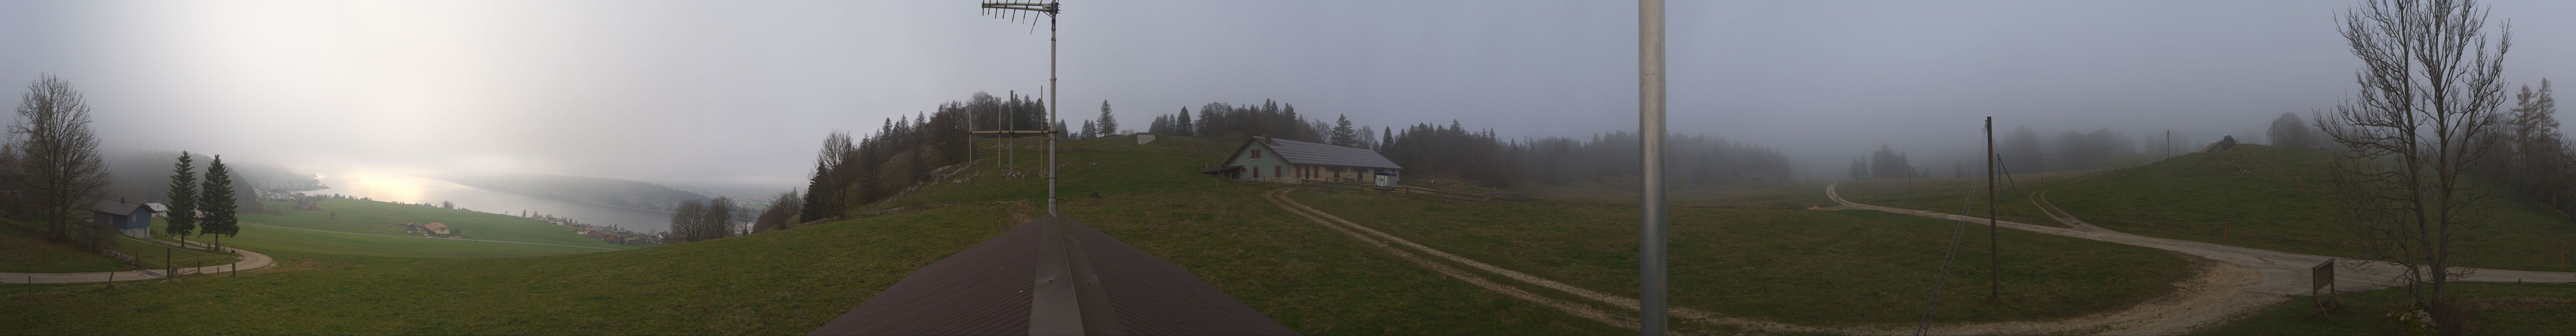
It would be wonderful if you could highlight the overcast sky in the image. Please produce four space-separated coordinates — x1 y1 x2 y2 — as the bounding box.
1 0 2570 193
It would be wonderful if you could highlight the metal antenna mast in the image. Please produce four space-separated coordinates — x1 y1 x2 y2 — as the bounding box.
976 0 1063 216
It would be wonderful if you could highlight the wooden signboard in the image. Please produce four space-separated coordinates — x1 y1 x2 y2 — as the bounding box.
2313 259 2337 309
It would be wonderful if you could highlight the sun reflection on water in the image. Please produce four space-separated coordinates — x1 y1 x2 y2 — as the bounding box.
311 171 433 204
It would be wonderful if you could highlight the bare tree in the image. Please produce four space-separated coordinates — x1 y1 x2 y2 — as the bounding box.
753 190 803 233
667 200 704 243
10 74 112 248
704 196 734 239
2322 1 2511 332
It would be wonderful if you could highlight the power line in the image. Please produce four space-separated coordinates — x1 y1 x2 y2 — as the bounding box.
1994 124 2264 160
2174 125 2265 136
1997 135 2161 160
1914 207 1973 335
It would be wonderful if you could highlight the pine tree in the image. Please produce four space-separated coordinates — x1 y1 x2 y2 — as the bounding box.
1080 119 1098 139
1848 158 1868 179
801 160 829 222
1380 128 1394 151
1095 100 1117 136
1330 114 1360 147
164 152 197 245
198 155 239 249
1173 108 1193 136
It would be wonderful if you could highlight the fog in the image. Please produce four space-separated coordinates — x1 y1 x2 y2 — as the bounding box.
3 1 2573 193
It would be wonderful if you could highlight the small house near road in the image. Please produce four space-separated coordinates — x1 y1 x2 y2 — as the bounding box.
422 222 454 237
92 199 166 238
1202 136 1402 184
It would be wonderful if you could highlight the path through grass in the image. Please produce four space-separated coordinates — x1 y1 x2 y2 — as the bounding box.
2197 282 2576 335
1285 188 2196 326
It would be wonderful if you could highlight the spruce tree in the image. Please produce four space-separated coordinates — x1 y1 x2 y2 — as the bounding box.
1095 100 1117 136
1174 108 1193 136
1330 114 1359 147
1380 128 1394 151
801 160 828 223
165 152 197 245
198 155 238 250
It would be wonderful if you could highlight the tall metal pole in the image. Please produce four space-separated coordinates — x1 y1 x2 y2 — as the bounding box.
1986 117 1999 301
1637 0 1668 334
1046 7 1058 217
1010 91 1017 175
977 1 1060 214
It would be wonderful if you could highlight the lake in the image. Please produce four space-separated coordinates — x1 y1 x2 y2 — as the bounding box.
299 171 678 233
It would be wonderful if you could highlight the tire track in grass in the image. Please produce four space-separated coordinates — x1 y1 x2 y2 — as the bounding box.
1267 189 1837 334
1275 187 2295 335
1258 189 1641 330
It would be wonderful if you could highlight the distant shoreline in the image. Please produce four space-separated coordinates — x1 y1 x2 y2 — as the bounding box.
513 194 678 215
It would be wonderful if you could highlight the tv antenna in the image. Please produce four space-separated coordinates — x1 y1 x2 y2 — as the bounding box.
969 1 1063 216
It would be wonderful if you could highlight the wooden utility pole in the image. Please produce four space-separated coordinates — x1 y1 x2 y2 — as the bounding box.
1637 0 1669 334
1987 117 2000 301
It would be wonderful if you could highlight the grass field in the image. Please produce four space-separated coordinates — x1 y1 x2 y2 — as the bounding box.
2 135 1628 335
0 190 1625 334
1515 178 1836 209
132 199 635 261
0 225 131 273
1839 145 2576 272
1 221 241 273
1284 188 2196 326
2197 282 2576 335
228 199 636 249
0 206 1012 334
859 134 1242 213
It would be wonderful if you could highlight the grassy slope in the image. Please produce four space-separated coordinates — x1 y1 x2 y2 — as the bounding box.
232 199 636 250
0 225 129 273
2198 282 2576 335
883 135 1623 334
1286 190 2194 326
4 135 1624 335
1517 178 1836 209
1 206 1010 334
2 220 241 272
1841 144 2576 272
132 199 633 261
1835 170 2095 228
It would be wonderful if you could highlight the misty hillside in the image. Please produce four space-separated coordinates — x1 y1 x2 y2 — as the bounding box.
442 173 711 212
102 151 287 212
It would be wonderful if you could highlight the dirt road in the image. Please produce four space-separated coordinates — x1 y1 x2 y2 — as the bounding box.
1269 187 2346 335
1823 183 2576 333
1 237 273 284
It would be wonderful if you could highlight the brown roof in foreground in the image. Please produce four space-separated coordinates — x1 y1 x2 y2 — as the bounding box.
808 216 1296 336
423 222 450 231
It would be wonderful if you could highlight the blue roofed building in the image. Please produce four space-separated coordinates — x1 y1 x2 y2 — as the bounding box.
93 199 164 239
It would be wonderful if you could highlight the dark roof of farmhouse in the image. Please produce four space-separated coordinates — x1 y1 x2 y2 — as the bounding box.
1247 137 1403 170
92 200 155 215
807 216 1297 336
